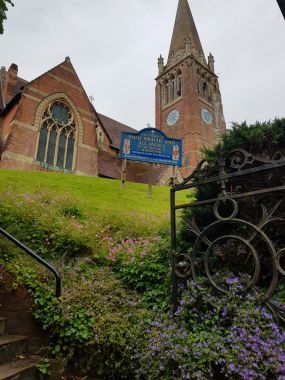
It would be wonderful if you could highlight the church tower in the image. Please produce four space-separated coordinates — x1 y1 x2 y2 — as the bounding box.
155 0 226 177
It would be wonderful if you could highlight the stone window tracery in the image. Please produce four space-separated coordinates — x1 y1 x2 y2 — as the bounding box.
197 72 213 102
36 100 77 171
163 70 183 105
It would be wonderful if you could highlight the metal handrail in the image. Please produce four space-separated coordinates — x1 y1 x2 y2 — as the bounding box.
0 227 61 298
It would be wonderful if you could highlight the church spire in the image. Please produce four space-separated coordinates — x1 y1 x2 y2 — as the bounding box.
167 0 205 64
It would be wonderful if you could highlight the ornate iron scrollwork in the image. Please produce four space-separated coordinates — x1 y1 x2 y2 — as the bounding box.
171 148 285 323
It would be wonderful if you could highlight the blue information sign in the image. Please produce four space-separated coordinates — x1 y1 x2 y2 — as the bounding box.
119 128 182 167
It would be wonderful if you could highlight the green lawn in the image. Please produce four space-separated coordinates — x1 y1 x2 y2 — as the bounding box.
0 170 189 216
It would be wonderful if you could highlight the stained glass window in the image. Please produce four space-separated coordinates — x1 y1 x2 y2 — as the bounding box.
36 100 76 171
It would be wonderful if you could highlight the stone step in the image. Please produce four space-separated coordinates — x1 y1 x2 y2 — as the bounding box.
0 335 28 364
0 356 40 380
0 318 6 334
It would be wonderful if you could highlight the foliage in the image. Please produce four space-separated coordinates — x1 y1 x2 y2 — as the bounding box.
203 118 285 165
105 236 171 309
0 0 13 34
5 256 149 379
0 167 285 379
3 251 285 379
179 118 285 243
135 279 285 380
36 359 51 380
0 187 173 261
0 191 93 259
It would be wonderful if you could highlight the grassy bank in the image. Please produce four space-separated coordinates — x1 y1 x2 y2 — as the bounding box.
0 170 188 216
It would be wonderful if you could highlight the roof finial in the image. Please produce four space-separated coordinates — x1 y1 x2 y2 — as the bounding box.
158 55 165 75
208 53 215 72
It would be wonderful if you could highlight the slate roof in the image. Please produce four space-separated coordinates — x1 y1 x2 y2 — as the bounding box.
97 113 137 150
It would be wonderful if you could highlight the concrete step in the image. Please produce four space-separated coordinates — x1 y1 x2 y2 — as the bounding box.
0 318 6 335
0 335 28 364
0 355 40 380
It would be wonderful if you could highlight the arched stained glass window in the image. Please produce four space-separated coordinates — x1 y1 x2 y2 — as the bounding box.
36 100 77 171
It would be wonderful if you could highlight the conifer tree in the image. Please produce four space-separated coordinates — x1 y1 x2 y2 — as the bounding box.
0 0 14 34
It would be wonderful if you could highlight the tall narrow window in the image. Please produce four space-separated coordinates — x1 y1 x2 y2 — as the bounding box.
97 128 104 150
170 77 175 101
202 82 208 99
177 73 182 97
36 100 77 171
165 83 169 104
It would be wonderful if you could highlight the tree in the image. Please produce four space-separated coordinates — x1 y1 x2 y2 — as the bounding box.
0 0 14 34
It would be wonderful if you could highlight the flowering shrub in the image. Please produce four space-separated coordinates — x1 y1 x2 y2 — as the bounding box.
107 237 166 287
0 190 93 258
135 279 285 380
1 182 285 379
105 236 171 309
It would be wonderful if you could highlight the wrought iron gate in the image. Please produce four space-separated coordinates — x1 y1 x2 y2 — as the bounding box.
170 149 285 322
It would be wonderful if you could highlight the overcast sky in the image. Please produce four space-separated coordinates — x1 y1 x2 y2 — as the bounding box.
1 0 285 130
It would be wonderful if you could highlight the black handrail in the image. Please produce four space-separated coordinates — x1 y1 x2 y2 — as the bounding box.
0 227 61 298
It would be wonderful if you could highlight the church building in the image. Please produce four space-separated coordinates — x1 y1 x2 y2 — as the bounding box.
155 0 226 178
0 0 225 183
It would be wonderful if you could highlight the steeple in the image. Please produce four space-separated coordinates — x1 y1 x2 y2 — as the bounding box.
167 0 205 64
155 0 226 179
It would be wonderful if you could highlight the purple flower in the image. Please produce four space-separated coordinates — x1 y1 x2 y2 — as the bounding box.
226 276 239 285
222 306 228 317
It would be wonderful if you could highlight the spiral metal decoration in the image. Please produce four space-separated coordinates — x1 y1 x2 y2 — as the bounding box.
171 149 285 323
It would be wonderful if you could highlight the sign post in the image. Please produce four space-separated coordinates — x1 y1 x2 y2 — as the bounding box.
120 128 182 192
120 159 127 188
148 164 153 198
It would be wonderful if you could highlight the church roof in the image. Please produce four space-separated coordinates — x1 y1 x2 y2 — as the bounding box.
0 75 28 112
97 113 137 150
167 0 205 63
14 77 28 94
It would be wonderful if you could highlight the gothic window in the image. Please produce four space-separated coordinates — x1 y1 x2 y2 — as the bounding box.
197 78 201 95
165 82 169 104
198 78 204 96
207 77 212 101
168 75 175 102
97 126 105 150
177 72 182 97
202 82 208 99
170 76 175 101
36 100 76 171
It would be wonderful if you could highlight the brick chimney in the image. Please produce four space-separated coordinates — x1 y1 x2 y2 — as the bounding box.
3 63 18 104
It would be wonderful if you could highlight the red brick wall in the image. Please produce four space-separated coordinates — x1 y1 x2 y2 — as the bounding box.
0 267 47 343
0 59 99 176
156 59 225 178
